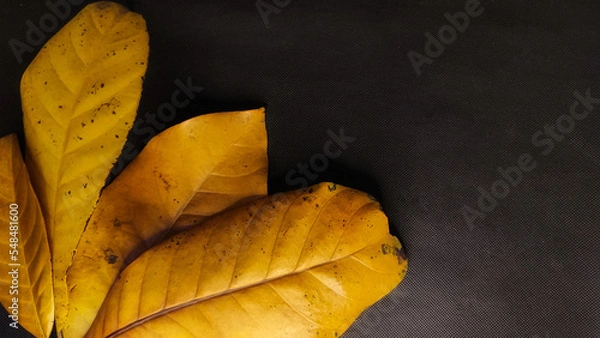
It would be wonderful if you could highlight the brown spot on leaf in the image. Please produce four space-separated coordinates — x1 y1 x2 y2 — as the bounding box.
382 244 407 264
104 249 118 264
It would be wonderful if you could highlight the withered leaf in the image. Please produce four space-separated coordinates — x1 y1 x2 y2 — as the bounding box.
86 182 407 337
0 134 54 337
20 2 149 333
65 109 268 337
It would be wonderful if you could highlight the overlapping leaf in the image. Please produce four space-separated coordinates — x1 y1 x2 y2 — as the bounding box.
86 182 408 338
64 108 268 337
0 134 54 337
14 2 407 337
20 2 149 333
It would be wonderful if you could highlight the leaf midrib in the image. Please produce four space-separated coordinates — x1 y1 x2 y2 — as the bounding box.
107 232 389 337
46 9 145 208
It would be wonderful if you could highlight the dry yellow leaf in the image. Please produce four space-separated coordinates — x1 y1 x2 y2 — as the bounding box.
64 109 268 337
0 134 54 338
86 182 407 338
20 2 149 333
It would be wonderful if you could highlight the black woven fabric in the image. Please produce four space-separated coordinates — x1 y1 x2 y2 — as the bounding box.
1 1 599 337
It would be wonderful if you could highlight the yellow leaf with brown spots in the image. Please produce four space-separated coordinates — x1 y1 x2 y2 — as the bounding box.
0 134 54 338
65 108 268 337
86 182 407 338
20 2 149 334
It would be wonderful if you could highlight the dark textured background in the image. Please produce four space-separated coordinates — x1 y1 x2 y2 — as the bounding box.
1 1 599 337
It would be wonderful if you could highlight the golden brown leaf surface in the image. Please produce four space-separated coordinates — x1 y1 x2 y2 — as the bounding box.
0 134 54 337
20 2 149 333
64 109 268 337
86 182 408 338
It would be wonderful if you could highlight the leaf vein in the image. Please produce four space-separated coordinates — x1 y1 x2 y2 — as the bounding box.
265 192 302 277
227 211 259 289
330 201 379 260
267 283 321 326
293 187 345 271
